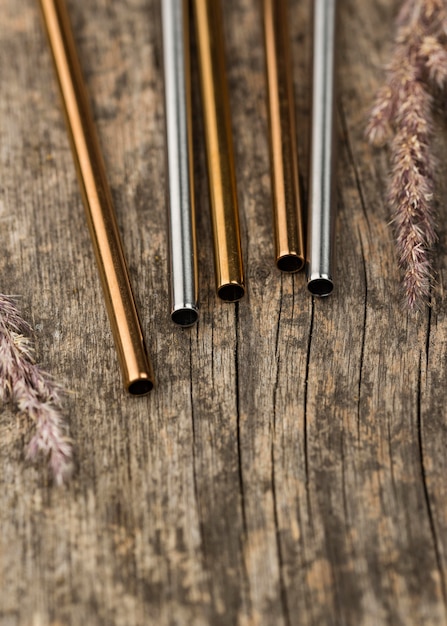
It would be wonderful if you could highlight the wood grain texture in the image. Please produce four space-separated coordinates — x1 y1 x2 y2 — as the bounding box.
1 0 447 624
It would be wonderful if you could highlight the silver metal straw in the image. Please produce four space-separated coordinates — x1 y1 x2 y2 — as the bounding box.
307 0 338 296
162 0 199 326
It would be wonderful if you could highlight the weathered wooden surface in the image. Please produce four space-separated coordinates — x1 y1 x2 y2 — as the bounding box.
1 0 447 624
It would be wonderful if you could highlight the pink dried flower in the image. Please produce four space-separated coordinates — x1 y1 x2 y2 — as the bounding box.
366 85 396 147
367 0 447 308
0 294 73 484
420 36 447 87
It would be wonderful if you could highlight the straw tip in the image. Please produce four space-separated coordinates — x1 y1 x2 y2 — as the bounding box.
277 254 305 273
307 274 334 297
218 283 245 302
128 378 154 396
171 306 199 327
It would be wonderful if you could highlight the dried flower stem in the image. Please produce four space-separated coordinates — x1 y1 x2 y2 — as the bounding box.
367 0 447 307
0 294 73 484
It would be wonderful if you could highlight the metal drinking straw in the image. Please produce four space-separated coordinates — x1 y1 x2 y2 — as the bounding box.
262 0 305 273
39 0 154 394
192 0 245 302
162 0 199 326
307 0 338 296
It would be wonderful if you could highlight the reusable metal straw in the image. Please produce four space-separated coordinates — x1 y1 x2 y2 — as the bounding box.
39 0 154 394
162 0 199 326
192 0 245 302
262 0 305 272
307 0 338 296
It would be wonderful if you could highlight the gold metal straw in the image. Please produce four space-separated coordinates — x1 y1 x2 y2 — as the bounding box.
39 0 154 394
192 0 245 302
262 0 305 272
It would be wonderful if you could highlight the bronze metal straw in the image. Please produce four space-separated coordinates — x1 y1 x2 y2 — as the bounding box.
192 0 245 302
262 0 305 272
39 0 154 394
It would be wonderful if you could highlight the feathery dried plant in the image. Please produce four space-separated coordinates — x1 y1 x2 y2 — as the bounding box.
0 294 73 484
366 0 447 308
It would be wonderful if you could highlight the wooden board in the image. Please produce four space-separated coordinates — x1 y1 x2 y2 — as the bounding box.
1 0 447 624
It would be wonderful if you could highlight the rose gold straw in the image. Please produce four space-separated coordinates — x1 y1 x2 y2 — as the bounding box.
263 0 305 272
192 0 245 302
39 0 154 394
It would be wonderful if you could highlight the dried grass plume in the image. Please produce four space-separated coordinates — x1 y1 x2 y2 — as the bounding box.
0 294 73 484
366 0 447 308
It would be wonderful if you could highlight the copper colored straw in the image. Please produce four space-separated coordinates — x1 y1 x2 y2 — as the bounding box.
39 0 154 394
263 0 305 272
192 0 245 302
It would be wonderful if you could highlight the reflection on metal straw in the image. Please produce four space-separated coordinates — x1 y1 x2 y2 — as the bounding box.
192 0 245 302
263 0 305 273
307 0 338 296
39 0 154 394
162 0 199 326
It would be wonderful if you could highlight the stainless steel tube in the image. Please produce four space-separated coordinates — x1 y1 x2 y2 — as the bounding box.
162 0 199 326
307 0 338 296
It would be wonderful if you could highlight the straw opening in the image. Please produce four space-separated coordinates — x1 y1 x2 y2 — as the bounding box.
277 255 305 273
218 283 245 302
128 379 154 396
171 308 199 327
308 278 334 297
